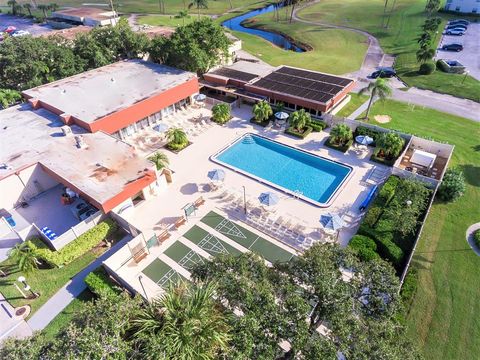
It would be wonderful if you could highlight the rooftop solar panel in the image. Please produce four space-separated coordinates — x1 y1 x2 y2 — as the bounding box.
211 68 258 82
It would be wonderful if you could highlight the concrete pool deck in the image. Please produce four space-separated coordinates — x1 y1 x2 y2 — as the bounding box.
124 105 390 248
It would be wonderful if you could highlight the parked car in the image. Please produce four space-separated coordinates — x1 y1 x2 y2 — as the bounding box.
445 29 465 36
449 19 469 26
446 24 468 31
442 43 463 52
3 26 16 34
11 30 30 37
370 69 396 78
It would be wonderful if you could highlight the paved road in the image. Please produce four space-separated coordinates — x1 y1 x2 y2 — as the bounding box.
0 14 53 36
27 234 132 331
437 23 480 81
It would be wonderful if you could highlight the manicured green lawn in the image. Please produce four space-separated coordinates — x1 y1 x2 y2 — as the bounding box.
41 289 95 341
138 14 208 27
297 0 480 101
335 93 368 117
360 99 480 360
234 16 368 75
0 246 105 317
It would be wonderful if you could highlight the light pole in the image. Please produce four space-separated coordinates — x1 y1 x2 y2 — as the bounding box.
138 275 148 301
461 71 469 84
17 276 39 299
242 186 247 215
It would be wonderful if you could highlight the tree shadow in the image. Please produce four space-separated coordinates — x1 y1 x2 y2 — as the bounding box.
471 144 480 152
459 164 480 187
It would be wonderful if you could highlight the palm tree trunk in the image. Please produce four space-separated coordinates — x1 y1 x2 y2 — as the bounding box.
289 3 296 23
365 89 376 121
381 0 389 28
385 0 397 28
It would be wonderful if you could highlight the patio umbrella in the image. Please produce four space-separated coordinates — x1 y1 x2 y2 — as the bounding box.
320 213 346 232
258 191 279 207
153 123 169 133
207 169 226 182
195 94 207 102
355 135 374 145
275 111 289 120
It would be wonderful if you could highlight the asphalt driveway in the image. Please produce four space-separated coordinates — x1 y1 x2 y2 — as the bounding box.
0 14 53 37
437 22 480 81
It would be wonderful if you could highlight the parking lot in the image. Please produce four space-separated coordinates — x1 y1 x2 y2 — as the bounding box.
0 14 53 37
437 22 480 80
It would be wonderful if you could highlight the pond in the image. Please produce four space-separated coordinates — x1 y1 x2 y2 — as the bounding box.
221 4 305 52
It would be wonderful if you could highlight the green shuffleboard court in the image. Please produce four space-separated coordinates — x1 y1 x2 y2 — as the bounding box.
164 241 206 271
142 258 184 289
183 225 242 257
201 211 295 263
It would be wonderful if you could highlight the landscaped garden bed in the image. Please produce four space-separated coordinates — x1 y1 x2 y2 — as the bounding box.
352 175 432 273
285 125 313 139
324 123 353 152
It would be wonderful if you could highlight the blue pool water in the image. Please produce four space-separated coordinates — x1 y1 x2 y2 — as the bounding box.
213 134 352 206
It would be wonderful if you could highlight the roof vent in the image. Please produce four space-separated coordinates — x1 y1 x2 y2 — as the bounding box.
75 135 88 149
0 163 12 170
61 125 72 136
61 89 66 94
111 77 115 82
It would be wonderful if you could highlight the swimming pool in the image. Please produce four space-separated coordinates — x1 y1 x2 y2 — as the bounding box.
212 134 352 207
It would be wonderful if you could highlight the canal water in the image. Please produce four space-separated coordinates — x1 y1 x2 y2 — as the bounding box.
221 4 305 52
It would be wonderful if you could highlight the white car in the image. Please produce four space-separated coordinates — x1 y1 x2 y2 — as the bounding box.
445 29 465 36
11 30 30 37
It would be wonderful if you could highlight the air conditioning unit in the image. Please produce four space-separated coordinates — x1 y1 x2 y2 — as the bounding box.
75 135 88 149
61 125 72 136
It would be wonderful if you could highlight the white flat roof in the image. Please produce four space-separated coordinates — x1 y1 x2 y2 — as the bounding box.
0 104 154 205
23 60 196 124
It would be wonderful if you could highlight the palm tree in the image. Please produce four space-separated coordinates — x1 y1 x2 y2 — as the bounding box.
329 124 353 146
416 32 432 49
132 282 230 358
375 132 405 159
166 127 188 145
289 109 311 132
212 103 231 124
416 47 435 63
23 3 33 17
7 0 17 15
175 10 190 26
49 3 59 12
8 242 40 274
148 152 169 171
288 0 303 23
252 100 273 123
188 0 208 18
359 78 392 120
38 4 49 21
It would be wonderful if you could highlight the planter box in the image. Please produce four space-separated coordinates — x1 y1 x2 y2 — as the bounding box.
437 59 466 74
285 126 313 139
324 137 352 153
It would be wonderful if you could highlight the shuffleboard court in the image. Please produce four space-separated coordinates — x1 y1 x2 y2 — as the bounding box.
142 258 184 289
200 211 295 263
164 241 206 271
183 225 242 257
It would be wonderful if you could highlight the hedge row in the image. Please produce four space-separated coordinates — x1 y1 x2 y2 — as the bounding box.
310 120 328 132
285 126 313 139
85 266 122 299
324 137 353 153
249 117 271 127
30 219 118 267
349 235 380 262
400 268 418 308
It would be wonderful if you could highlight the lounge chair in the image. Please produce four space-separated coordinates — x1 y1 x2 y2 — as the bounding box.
174 216 187 229
194 196 205 208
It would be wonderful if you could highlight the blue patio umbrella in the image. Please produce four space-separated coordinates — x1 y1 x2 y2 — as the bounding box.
207 169 226 182
195 94 207 101
153 123 169 133
320 213 346 231
275 111 289 120
258 191 280 207
355 135 374 145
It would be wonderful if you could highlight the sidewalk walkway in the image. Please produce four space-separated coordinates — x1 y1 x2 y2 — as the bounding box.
348 98 376 120
27 234 132 331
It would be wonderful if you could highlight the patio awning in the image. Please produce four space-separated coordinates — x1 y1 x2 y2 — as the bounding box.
410 149 436 169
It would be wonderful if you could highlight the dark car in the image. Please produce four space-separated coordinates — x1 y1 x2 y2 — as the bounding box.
449 19 469 26
370 69 396 79
442 43 463 52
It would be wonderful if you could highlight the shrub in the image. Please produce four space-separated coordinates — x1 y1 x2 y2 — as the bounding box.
437 168 466 202
419 61 435 75
374 233 404 267
30 219 118 267
354 126 382 143
474 230 480 249
249 116 271 127
374 132 405 160
285 125 312 139
436 59 447 72
400 268 418 306
324 137 352 153
349 235 380 262
289 109 311 132
329 123 353 146
310 120 327 132
211 103 231 124
166 127 189 151
363 205 384 228
252 100 273 122
377 176 400 205
85 266 122 298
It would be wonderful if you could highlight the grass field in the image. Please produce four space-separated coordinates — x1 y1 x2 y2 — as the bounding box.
235 15 368 75
335 93 368 117
41 289 94 341
361 99 480 359
138 14 208 27
297 0 480 101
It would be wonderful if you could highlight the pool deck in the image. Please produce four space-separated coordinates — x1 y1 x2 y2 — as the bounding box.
124 105 389 248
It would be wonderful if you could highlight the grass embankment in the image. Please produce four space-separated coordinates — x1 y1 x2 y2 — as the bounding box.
138 14 208 27
335 93 368 117
297 0 480 101
361 99 480 359
236 14 368 74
